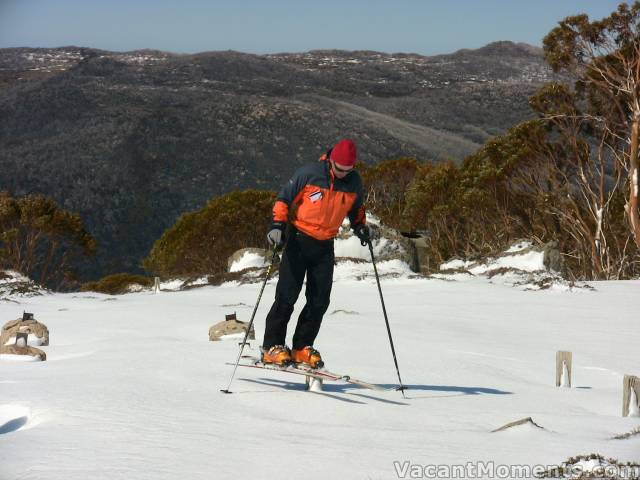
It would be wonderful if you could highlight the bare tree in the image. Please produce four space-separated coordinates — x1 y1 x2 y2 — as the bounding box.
543 2 640 248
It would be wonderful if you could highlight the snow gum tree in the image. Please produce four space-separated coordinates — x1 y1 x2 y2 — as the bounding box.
0 192 96 289
543 2 640 250
399 2 640 279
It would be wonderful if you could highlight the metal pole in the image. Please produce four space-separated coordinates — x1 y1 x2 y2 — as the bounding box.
221 247 279 394
368 240 407 397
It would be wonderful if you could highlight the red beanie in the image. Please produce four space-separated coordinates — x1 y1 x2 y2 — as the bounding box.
330 139 357 167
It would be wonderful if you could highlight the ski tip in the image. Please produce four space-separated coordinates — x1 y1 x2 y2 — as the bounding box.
220 389 233 394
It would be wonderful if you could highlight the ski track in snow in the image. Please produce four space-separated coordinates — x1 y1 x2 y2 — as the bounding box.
0 277 639 479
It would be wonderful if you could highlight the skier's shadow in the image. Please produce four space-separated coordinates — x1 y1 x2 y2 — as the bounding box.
378 384 513 400
238 377 409 405
236 378 508 403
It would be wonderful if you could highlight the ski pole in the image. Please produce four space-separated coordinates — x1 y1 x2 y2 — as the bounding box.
221 246 279 394
367 239 407 397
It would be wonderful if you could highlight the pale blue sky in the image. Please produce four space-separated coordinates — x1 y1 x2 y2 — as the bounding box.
0 0 623 55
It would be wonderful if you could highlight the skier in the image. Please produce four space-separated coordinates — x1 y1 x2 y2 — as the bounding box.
262 139 370 368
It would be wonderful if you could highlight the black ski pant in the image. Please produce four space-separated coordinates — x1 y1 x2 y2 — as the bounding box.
263 228 334 350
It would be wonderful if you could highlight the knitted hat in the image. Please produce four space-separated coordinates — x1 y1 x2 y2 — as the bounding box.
330 139 357 167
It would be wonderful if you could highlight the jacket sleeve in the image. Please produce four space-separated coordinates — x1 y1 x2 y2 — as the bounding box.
348 174 367 228
272 166 311 223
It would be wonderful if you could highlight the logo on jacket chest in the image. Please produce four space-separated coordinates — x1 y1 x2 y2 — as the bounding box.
308 190 323 203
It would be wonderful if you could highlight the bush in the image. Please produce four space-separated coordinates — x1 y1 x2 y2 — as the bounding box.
403 160 465 262
143 189 276 277
400 116 640 279
81 273 153 295
360 157 423 230
0 191 96 290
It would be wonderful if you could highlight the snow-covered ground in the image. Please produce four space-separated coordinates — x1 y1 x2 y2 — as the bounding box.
1 261 639 479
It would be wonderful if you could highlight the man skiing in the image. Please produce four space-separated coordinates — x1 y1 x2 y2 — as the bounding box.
262 139 370 368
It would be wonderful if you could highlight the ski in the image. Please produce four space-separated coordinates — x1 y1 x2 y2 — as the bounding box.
291 364 387 392
233 356 388 392
225 361 328 381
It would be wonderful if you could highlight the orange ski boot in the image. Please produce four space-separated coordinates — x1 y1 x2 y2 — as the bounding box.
291 346 324 369
261 345 292 366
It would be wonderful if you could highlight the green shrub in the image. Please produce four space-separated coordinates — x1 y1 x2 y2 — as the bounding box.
360 157 422 230
399 116 639 279
0 191 96 290
144 189 276 277
81 273 153 295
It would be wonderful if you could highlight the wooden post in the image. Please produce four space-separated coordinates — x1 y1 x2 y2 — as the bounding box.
153 277 160 294
556 351 572 387
623 375 640 417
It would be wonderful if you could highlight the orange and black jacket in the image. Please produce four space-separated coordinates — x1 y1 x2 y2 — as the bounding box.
273 158 366 241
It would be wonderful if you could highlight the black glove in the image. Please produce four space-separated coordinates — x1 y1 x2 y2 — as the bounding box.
354 224 370 246
267 222 286 249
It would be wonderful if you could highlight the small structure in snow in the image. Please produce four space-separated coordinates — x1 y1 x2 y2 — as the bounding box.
491 417 545 432
1 312 49 347
556 351 572 388
0 316 47 361
209 312 255 341
0 343 47 361
623 375 640 417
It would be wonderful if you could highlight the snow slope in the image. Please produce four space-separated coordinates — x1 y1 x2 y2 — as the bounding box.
1 268 639 479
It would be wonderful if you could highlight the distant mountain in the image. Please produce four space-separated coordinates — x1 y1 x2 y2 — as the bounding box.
0 41 559 281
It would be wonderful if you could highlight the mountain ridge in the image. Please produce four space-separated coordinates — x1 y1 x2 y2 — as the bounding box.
0 41 559 281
